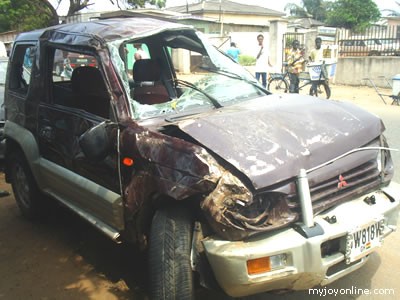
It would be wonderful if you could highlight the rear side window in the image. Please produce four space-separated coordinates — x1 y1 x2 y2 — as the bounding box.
49 48 110 118
52 49 97 82
9 44 35 95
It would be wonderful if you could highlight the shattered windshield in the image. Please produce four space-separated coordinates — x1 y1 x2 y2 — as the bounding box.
109 30 266 120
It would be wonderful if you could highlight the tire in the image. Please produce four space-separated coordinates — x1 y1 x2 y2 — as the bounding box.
268 78 289 93
309 81 331 99
368 50 381 56
149 206 194 300
9 152 44 219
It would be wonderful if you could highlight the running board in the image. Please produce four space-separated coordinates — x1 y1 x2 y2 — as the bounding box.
44 190 122 243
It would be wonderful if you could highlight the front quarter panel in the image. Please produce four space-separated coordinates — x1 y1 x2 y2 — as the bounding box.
120 120 221 215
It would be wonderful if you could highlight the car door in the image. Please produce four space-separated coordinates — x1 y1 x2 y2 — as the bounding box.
37 47 124 231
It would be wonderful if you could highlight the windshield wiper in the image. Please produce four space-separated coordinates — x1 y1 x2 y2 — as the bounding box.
200 66 271 95
175 79 223 108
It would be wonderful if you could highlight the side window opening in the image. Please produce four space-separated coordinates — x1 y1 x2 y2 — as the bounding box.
121 41 173 105
121 42 151 80
9 45 35 94
50 48 110 119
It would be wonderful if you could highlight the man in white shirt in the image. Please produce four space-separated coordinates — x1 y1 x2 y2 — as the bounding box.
255 34 272 88
134 43 150 61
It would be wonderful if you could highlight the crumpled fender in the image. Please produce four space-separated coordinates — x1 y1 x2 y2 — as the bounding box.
120 120 222 215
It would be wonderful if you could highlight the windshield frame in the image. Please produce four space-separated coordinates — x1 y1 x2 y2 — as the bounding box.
108 30 267 121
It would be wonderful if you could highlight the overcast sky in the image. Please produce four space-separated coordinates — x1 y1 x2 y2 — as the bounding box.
52 0 400 15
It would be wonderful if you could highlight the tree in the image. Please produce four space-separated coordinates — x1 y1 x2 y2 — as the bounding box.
0 0 166 32
125 0 165 8
326 0 381 31
0 0 58 32
285 0 330 22
0 0 92 31
66 0 94 16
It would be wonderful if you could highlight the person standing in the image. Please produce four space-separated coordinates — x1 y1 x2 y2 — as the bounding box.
255 34 272 88
226 42 241 63
310 37 324 63
287 39 305 93
134 43 149 61
309 37 328 94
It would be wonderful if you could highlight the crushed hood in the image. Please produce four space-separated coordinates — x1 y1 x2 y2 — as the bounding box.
177 94 384 190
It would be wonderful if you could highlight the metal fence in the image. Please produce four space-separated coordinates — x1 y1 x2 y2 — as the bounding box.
282 33 306 62
336 25 400 57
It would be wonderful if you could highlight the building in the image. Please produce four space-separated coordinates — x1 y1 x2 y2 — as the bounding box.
168 0 285 26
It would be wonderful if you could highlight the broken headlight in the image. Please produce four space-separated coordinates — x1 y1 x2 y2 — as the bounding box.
375 135 394 183
200 171 298 241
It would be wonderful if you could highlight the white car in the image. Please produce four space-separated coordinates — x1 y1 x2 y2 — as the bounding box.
0 57 8 158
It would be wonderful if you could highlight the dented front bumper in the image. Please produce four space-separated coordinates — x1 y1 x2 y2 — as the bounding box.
201 182 400 298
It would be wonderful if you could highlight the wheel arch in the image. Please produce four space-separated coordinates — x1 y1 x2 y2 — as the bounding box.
4 121 41 185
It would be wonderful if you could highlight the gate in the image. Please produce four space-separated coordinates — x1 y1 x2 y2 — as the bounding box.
282 33 305 66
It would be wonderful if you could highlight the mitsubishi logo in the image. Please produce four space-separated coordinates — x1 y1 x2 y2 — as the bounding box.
337 175 348 189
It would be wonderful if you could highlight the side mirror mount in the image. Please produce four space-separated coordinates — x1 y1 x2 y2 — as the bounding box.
79 121 116 161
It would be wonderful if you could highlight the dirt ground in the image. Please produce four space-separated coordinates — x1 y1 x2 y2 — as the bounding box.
0 84 399 300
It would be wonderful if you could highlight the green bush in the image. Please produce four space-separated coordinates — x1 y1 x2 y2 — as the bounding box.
238 55 256 66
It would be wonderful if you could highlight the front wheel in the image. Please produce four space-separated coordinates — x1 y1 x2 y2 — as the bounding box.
148 206 194 300
268 78 289 94
309 81 331 99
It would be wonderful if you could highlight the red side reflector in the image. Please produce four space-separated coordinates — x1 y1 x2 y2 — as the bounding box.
123 157 134 166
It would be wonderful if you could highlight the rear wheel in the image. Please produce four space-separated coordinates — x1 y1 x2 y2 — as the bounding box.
149 206 194 300
267 78 289 94
9 152 44 219
309 81 331 99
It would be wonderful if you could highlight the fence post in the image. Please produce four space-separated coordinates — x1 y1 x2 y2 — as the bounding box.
270 20 288 73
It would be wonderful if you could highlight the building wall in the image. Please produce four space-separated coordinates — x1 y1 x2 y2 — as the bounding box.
335 56 400 88
387 18 400 28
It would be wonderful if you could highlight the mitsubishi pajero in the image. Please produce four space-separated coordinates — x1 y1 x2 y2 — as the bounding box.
3 18 400 299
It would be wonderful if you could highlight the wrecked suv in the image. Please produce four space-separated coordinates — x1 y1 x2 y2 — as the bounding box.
4 18 400 299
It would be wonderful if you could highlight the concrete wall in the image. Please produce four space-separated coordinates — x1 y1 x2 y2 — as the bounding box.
335 57 400 88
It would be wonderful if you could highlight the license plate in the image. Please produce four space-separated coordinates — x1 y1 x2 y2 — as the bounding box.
345 218 384 264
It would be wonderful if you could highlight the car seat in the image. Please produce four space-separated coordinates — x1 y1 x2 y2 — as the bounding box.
132 59 170 105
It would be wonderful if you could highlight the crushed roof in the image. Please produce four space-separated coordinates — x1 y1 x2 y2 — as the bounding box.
16 18 191 46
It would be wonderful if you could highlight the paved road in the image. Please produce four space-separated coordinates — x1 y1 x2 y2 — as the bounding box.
0 85 399 299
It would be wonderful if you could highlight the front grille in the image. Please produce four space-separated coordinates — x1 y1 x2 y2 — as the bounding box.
287 160 381 215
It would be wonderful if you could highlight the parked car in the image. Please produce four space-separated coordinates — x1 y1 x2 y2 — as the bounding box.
53 49 97 77
339 38 382 56
0 57 8 159
377 38 400 56
0 41 6 57
4 18 400 299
